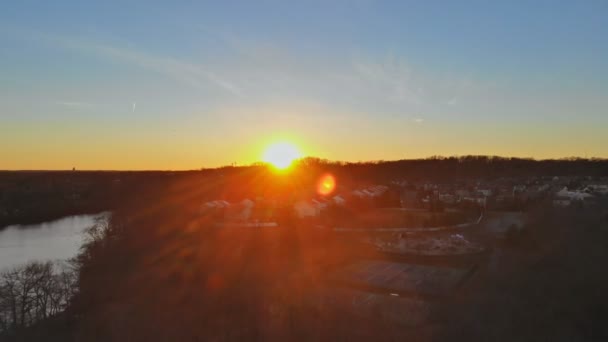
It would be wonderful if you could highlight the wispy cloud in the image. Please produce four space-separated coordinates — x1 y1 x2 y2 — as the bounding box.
132 102 137 113
413 118 424 124
44 33 243 97
36 30 473 119
55 101 93 108
352 56 423 105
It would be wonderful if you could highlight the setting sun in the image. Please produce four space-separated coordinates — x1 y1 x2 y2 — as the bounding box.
262 142 302 169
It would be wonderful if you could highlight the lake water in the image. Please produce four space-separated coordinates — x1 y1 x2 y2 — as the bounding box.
0 212 109 271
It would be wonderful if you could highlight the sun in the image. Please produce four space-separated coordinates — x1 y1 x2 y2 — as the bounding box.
262 141 301 169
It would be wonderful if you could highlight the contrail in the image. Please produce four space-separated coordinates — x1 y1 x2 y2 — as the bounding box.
132 102 136 113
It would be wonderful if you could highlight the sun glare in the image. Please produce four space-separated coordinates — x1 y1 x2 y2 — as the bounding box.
262 142 301 169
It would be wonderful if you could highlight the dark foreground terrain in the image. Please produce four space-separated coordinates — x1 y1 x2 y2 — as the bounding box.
2 157 608 341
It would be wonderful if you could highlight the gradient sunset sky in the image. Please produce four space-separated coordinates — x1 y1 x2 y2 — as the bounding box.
1 1 607 170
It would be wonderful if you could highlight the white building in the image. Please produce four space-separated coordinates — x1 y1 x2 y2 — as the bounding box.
294 200 319 218
553 199 571 207
203 200 230 209
225 199 255 221
332 195 346 206
555 187 592 201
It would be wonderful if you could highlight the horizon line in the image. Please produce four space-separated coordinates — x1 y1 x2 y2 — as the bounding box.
2 154 608 172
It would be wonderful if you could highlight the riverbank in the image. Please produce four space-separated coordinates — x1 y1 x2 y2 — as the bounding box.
0 207 110 231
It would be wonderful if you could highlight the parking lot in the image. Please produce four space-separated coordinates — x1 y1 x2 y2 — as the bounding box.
335 260 471 297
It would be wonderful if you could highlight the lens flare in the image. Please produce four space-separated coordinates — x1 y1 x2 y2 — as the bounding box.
317 174 336 195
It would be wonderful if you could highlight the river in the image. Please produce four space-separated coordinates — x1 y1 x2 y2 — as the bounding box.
0 212 109 271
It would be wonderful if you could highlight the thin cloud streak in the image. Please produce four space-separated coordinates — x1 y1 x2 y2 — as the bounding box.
44 33 243 97
55 101 93 108
352 56 423 105
35 29 481 125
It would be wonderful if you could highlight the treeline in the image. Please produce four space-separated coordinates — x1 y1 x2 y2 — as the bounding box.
196 156 608 203
0 171 177 227
289 156 608 181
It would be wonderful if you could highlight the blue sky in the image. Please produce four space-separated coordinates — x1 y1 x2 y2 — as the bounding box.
1 1 607 169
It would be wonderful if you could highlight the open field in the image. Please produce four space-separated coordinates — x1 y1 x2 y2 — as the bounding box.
334 260 474 298
311 287 431 327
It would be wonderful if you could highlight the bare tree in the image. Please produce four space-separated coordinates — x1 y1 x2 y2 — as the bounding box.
0 261 78 334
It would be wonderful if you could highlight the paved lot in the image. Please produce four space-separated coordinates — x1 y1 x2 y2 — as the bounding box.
312 287 431 327
336 260 469 296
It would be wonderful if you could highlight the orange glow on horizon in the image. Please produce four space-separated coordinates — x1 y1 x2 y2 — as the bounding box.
317 174 336 195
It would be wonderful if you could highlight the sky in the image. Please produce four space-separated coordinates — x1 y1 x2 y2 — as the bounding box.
1 1 607 170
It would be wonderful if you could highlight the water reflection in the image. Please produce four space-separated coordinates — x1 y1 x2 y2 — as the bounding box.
0 212 109 271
